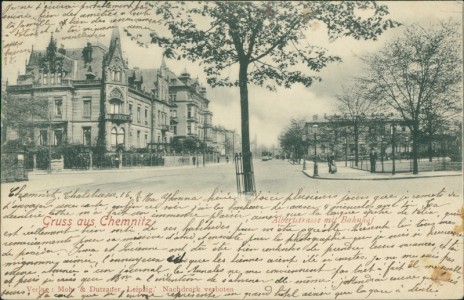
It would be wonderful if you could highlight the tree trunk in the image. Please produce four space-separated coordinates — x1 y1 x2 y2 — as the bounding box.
354 122 359 167
428 139 433 162
412 124 419 175
239 62 254 194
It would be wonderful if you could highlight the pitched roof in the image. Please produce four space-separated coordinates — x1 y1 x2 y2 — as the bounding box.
129 68 159 93
20 44 107 83
104 27 127 68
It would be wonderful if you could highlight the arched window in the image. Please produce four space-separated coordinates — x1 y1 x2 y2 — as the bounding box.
118 128 125 145
109 89 124 114
111 127 117 146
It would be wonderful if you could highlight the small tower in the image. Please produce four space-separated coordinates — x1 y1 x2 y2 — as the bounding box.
99 27 129 151
179 67 190 84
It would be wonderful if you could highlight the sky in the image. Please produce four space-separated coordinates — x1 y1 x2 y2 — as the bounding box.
2 1 462 147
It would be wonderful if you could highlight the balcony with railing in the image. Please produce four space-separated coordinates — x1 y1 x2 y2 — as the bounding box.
106 113 132 123
160 125 170 132
187 116 199 123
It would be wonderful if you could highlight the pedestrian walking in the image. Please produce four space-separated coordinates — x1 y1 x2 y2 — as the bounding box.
328 153 337 174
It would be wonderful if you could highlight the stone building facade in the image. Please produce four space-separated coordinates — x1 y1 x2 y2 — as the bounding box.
5 28 234 154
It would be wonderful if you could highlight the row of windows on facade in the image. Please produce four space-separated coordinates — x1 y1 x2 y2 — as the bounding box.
187 125 210 139
52 96 171 124
39 128 91 146
38 127 170 148
39 129 64 146
53 96 209 125
168 93 205 105
52 98 91 118
123 103 169 126
187 107 211 125
112 127 170 147
43 73 63 85
42 70 121 85
51 98 210 136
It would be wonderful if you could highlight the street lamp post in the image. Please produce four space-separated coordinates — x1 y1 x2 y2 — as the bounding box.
48 109 52 173
380 135 384 173
405 137 409 158
196 142 200 167
203 118 206 167
232 130 235 158
344 135 348 167
391 124 396 175
302 134 307 170
313 124 319 177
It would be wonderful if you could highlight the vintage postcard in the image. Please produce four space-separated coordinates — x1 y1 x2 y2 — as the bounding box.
1 1 463 299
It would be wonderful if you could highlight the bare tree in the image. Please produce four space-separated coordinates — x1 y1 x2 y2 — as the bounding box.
335 84 381 166
421 90 462 161
363 22 462 174
279 118 306 163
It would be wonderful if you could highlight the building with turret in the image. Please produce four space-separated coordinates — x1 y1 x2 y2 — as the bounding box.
167 68 213 147
6 28 173 152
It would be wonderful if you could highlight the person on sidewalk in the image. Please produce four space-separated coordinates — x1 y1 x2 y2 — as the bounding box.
327 154 333 173
369 149 377 173
329 153 337 174
331 159 337 174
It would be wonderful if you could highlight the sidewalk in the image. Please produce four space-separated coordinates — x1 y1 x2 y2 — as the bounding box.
301 160 462 180
28 162 229 176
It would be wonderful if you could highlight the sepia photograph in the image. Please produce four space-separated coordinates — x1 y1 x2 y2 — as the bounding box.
1 1 463 299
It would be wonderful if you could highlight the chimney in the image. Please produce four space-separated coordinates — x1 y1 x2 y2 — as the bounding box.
313 114 318 121
324 113 327 119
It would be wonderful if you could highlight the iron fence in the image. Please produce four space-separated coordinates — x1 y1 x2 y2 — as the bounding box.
351 157 462 173
234 153 256 195
122 153 164 167
19 151 224 171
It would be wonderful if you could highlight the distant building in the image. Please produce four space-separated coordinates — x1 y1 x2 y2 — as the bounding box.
304 113 413 160
167 68 213 146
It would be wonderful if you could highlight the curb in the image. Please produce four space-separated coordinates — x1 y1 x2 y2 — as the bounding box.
301 170 462 181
